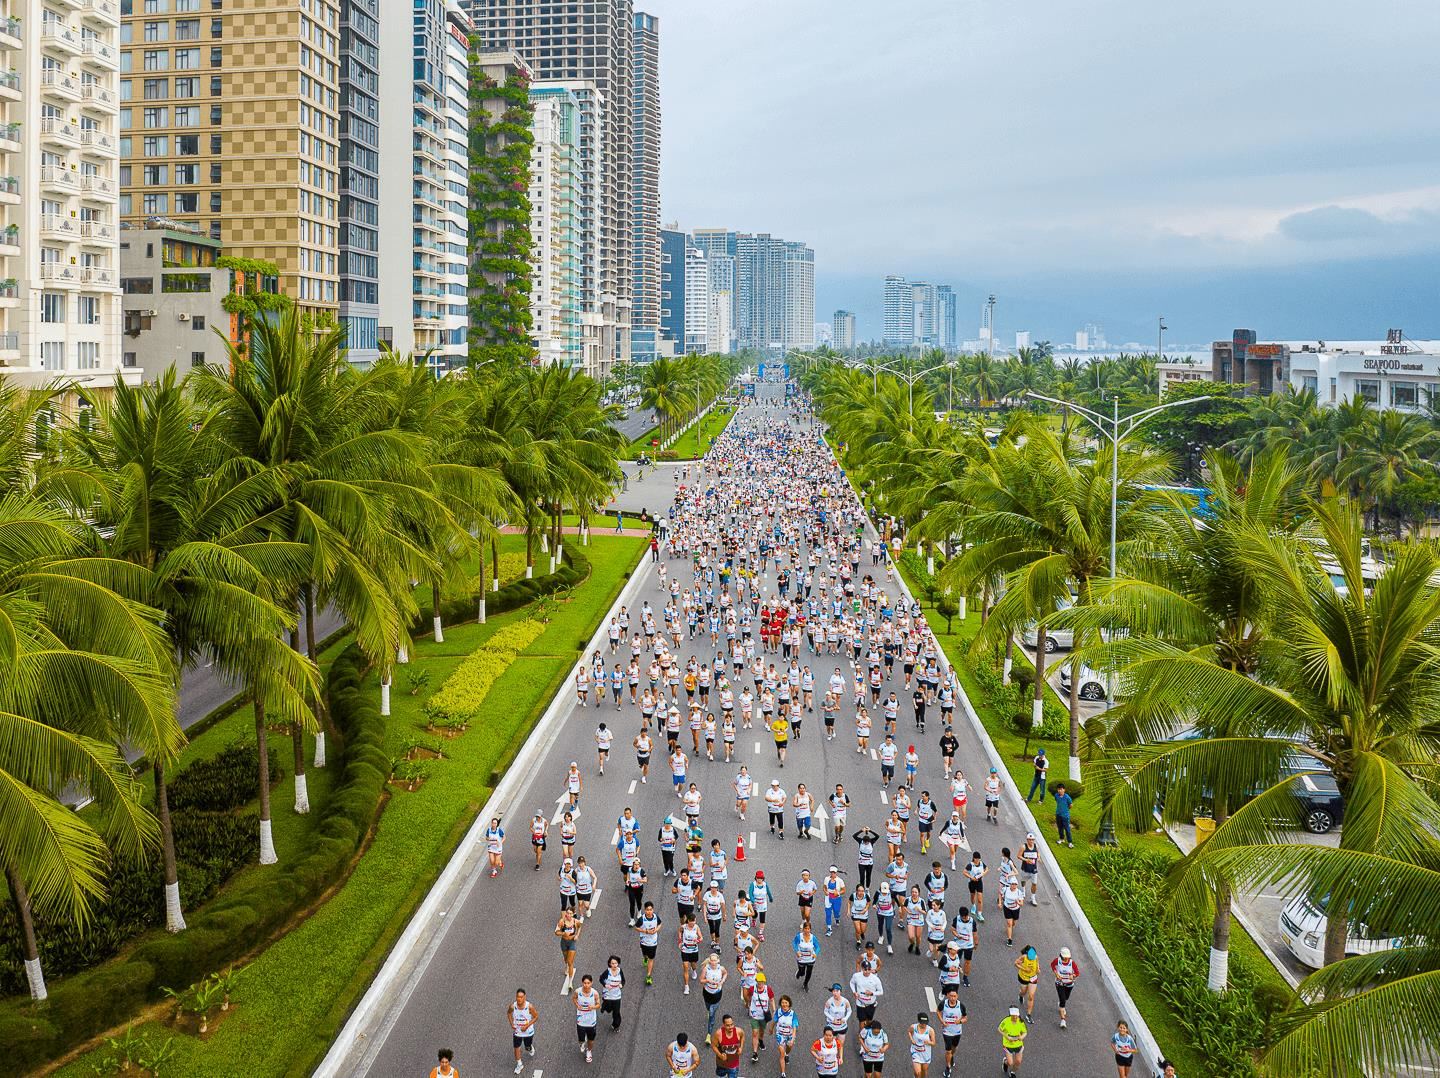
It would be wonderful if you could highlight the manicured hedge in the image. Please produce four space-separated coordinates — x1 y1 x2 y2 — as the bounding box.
424 620 545 724
0 645 387 1075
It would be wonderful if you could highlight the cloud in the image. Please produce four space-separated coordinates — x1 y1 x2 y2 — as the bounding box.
1277 205 1388 243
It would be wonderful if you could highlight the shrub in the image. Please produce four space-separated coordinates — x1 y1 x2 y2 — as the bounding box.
167 741 284 813
1048 779 1084 801
1089 847 1270 1075
423 620 545 725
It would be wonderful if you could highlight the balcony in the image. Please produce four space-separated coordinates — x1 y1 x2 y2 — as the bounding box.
0 331 18 360
79 219 112 244
79 173 113 198
41 165 80 193
0 227 18 255
79 128 114 156
80 0 120 27
41 22 83 57
0 124 20 154
40 213 76 241
0 176 17 204
0 279 17 306
40 262 78 286
41 117 81 148
0 17 21 49
0 70 19 102
55 0 84 10
80 265 112 285
80 37 116 67
41 69 80 103
81 81 116 110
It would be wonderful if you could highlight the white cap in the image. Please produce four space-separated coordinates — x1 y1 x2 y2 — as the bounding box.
1009 1006 1021 1017
829 865 839 873
1025 831 1035 840
570 761 578 768
1060 946 1072 959
771 779 781 786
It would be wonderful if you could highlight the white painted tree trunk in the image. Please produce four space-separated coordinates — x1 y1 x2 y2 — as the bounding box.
314 731 326 769
492 577 499 592
540 533 549 553
548 556 556 574
525 565 533 579
556 546 563 566
926 554 934 574
164 881 186 933
1031 698 1044 730
1002 653 1013 686
397 643 409 665
381 676 392 716
259 819 278 865
1208 946 1230 991
1069 755 1082 781
478 598 487 624
582 527 589 547
958 595 967 620
293 771 310 815
23 957 46 1001
433 616 444 643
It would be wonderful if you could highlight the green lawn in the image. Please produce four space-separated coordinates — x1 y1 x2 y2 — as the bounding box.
624 422 663 459
55 535 647 1078
897 580 1294 1076
667 405 734 459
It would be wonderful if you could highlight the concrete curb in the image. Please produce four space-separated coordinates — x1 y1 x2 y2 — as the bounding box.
314 544 654 1078
834 451 1166 1070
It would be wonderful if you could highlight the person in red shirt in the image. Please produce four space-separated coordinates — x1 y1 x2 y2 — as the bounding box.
712 1013 744 1078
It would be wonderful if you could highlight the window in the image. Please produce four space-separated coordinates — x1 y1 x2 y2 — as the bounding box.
176 0 199 10
1392 382 1419 409
209 133 221 153
1330 377 1338 403
40 342 64 372
143 135 167 155
143 0 167 11
119 193 132 215
123 352 138 368
190 350 206 368
119 164 132 186
143 19 167 40
210 17 222 36
191 314 205 330
1301 374 1318 394
119 136 131 156
142 192 168 213
176 134 198 154
162 272 208 292
120 277 154 294
209 192 221 212
175 18 199 38
120 107 132 129
143 49 168 70
120 78 133 100
40 292 65 323
209 104 222 125
175 48 201 69
174 105 199 126
143 77 168 99
143 106 167 128
210 75 221 95
209 162 221 182
174 163 197 183
1356 379 1380 405
175 192 197 212
209 46 222 67
78 296 99 324
76 342 100 370
142 164 167 185
174 76 197 97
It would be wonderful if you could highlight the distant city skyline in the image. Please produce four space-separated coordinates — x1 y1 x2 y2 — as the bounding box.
639 0 1439 344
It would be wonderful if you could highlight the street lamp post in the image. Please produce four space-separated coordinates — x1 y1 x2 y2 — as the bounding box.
1023 389 1215 820
859 356 951 415
1157 317 1167 402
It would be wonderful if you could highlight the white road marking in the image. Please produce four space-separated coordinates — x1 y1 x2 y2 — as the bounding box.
749 831 757 849
814 804 829 843
629 780 637 794
870 748 878 761
925 986 937 1012
611 828 620 846
590 888 601 912
753 741 761 754
880 791 889 805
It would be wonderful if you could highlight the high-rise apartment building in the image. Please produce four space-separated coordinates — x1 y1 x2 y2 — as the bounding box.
658 223 683 349
695 229 812 354
120 0 342 317
5 0 129 392
936 284 956 350
832 310 856 351
681 241 706 354
528 86 580 368
474 0 633 367
882 275 913 346
379 0 468 373
706 251 732 354
628 9 658 363
780 240 814 352
337 0 379 365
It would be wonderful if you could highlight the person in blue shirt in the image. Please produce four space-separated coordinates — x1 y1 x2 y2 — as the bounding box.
1053 783 1075 848
792 924 821 990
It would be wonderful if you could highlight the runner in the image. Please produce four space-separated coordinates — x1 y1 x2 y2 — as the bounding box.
571 973 599 1064
666 1031 700 1078
766 779 788 839
430 1047 456 1078
873 881 897 955
792 921 820 991
795 868 818 930
747 970 775 1062
712 1013 744 1078
595 722 612 774
964 851 988 923
984 766 1003 825
907 1013 935 1078
812 1026 843 1078
939 812 966 870
822 866 847 936
734 765 754 820
936 986 967 1078
574 856 596 922
774 994 800 1078
1019 833 1042 906
793 782 816 839
1000 875 1025 945
564 761 583 811
829 783 850 844
999 1006 1028 1075
554 907 580 991
678 912 703 992
530 811 548 870
633 900 662 986
859 1019 890 1075
700 952 728 1039
1111 1020 1136 1078
1051 945 1081 1029
484 817 505 878
951 904 978 987
1014 944 1040 1021
506 989 537 1075
598 955 624 1031
633 725 653 784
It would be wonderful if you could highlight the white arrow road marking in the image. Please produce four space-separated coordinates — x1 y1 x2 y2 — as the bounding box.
814 804 828 843
611 828 620 846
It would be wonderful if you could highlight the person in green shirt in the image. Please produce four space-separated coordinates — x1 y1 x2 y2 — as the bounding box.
999 1006 1028 1075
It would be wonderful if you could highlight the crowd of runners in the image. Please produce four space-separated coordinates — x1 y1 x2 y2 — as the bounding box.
448 399 1167 1078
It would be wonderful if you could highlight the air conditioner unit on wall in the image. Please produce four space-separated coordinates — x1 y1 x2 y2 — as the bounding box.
177 312 190 320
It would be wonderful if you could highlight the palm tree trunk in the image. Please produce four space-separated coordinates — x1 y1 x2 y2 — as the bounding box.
525 522 535 579
1067 655 1083 781
1208 798 1232 991
255 696 277 864
304 585 326 769
491 536 500 592
154 761 185 932
5 863 46 1000
477 537 488 622
432 581 444 642
288 627 309 814
1031 624 1047 730
1002 632 1014 686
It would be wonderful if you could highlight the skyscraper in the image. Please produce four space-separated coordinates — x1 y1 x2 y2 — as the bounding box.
474 0 634 367
681 241 707 354
936 284 956 350
706 252 733 354
658 224 684 349
832 310 856 351
629 10 659 362
529 87 581 368
10 0 128 392
338 0 380 366
120 0 342 318
378 0 469 373
882 275 913 347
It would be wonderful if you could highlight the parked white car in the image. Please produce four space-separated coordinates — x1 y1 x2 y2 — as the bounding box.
1022 623 1074 652
1278 894 1407 969
1057 662 1107 702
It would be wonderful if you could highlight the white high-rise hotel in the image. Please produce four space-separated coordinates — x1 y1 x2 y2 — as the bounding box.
3 0 130 392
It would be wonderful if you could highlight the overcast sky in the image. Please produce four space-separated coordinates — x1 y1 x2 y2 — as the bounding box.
641 0 1440 341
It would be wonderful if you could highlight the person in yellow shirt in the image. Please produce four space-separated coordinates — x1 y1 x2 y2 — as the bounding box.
1014 944 1040 1022
998 1006 1028 1075
771 711 790 767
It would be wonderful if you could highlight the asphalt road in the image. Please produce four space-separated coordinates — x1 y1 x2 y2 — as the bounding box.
345 407 1121 1078
611 409 660 442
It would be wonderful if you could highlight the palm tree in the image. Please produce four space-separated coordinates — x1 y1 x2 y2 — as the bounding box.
1225 385 1323 464
1337 408 1437 531
57 372 316 924
1079 447 1307 990
0 376 56 494
640 356 694 439
0 493 176 998
946 422 1172 780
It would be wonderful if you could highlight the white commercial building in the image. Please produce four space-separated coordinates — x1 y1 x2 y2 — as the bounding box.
3 0 130 392
1286 340 1440 412
681 241 707 354
529 88 581 368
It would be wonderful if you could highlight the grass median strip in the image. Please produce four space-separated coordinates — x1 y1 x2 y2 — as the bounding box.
54 535 647 1078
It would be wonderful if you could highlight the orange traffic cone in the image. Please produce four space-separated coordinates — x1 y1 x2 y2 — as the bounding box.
735 834 746 862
